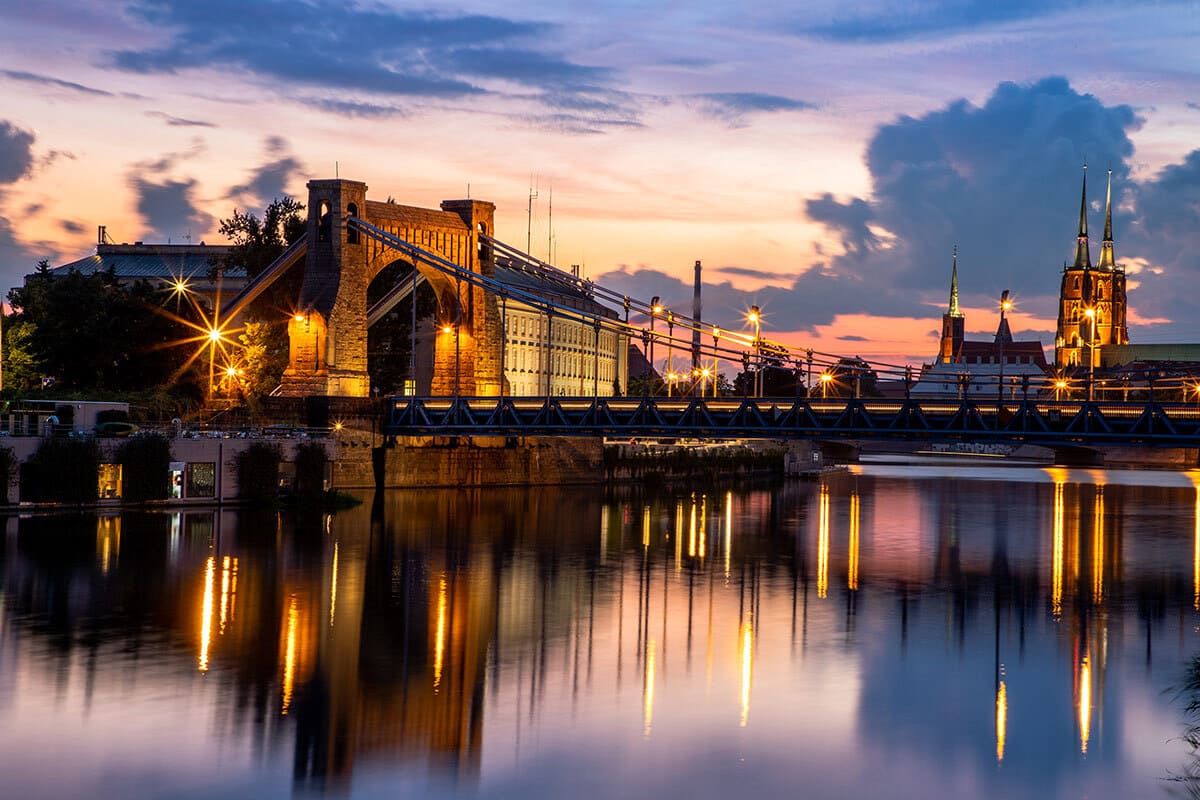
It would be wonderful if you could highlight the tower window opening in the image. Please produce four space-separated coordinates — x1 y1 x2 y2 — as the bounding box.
347 203 359 244
318 200 331 242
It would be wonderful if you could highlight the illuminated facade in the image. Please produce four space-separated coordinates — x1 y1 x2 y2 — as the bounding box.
1055 167 1129 369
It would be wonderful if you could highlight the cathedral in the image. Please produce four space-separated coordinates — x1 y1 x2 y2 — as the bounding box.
1054 167 1129 368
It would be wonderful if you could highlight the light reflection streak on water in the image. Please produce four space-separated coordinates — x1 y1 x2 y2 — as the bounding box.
848 492 860 591
433 576 448 692
198 556 215 672
600 504 609 564
1092 487 1105 605
675 501 683 570
643 506 651 550
219 556 230 634
330 543 339 627
281 595 298 714
1079 654 1092 755
643 638 656 738
1052 480 1065 618
818 485 830 599
688 498 697 559
1192 474 1200 611
725 491 732 579
996 679 1007 763
699 495 707 560
740 619 754 727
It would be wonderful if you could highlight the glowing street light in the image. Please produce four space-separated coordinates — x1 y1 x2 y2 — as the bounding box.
1084 307 1097 402
648 296 662 395
747 305 762 396
1054 378 1069 401
712 325 721 397
820 371 833 399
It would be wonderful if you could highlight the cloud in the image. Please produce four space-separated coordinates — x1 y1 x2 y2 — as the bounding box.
800 0 1090 42
716 266 795 282
691 92 816 124
145 110 216 127
838 334 869 342
300 98 408 119
227 136 303 206
0 120 35 184
129 176 214 241
59 219 86 234
110 1 606 106
0 69 114 96
806 77 1140 320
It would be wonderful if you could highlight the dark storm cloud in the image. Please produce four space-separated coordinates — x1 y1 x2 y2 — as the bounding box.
0 121 35 184
145 110 216 127
806 77 1140 321
111 0 601 101
0 69 114 96
130 176 214 241
692 92 816 124
227 137 303 206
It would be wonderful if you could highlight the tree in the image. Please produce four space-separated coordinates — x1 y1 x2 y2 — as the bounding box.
6 263 190 393
215 197 306 395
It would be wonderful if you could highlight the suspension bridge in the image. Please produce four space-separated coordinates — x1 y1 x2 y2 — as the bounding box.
216 177 1200 451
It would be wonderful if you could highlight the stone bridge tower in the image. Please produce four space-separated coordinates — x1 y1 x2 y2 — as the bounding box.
280 178 503 397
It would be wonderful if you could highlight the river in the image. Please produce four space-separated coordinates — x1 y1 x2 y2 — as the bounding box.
2 463 1199 799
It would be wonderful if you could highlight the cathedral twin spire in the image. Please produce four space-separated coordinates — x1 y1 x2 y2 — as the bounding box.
1072 164 1117 272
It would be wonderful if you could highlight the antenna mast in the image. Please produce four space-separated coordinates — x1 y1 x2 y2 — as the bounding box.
547 186 553 264
526 178 539 255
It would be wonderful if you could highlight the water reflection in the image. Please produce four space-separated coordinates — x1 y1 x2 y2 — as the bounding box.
1 467 1200 798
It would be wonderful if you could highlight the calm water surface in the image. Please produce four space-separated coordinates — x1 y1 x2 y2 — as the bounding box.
3 464 1200 799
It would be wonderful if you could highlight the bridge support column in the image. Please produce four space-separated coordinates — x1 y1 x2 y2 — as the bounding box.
280 179 371 397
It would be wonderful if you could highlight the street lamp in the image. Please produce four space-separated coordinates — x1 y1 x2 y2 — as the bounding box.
649 296 662 395
1054 378 1068 401
712 325 721 397
748 305 761 397
820 371 832 399
1084 307 1097 402
997 290 1011 412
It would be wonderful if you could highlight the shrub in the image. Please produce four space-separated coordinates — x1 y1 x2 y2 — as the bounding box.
116 434 172 502
235 442 280 501
294 441 327 499
23 437 100 504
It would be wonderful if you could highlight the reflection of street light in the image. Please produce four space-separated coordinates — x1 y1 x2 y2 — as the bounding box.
1084 307 1097 402
820 371 832 399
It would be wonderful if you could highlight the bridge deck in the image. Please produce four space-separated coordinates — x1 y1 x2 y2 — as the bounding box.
382 396 1200 448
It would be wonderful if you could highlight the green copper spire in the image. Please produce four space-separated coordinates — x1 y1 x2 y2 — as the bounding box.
1098 168 1115 271
1072 164 1092 269
948 245 962 317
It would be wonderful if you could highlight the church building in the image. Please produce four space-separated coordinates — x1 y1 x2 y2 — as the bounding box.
1055 167 1129 368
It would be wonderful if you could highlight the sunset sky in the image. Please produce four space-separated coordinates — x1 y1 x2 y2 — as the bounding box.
1 1 1199 366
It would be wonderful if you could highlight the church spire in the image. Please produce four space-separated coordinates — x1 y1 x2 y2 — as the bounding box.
1098 168 1115 271
948 245 962 317
1072 164 1092 269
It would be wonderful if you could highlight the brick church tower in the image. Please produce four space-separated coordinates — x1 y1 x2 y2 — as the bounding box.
1055 167 1129 369
937 247 965 363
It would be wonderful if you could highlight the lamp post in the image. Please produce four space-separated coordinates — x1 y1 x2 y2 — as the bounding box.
712 325 721 398
997 290 1011 414
748 305 761 397
820 371 832 399
649 296 662 395
666 311 675 397
1084 307 1096 402
1054 378 1068 401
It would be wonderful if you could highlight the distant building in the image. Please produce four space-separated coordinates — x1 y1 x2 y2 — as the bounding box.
913 250 1050 398
41 229 248 306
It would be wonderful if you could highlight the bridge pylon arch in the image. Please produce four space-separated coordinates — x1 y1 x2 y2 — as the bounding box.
278 178 503 397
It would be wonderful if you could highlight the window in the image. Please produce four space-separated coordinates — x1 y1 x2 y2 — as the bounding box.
98 464 122 499
187 463 217 498
318 200 331 242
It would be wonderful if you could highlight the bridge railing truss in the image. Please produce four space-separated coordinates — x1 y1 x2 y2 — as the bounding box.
383 395 1200 448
